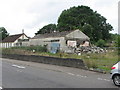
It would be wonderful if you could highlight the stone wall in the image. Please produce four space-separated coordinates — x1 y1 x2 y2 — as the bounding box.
2 54 86 69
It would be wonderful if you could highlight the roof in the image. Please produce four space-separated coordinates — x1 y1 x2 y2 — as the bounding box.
66 29 90 40
32 31 72 39
2 33 24 43
32 29 89 40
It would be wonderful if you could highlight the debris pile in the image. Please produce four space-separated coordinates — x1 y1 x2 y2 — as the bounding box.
75 46 107 55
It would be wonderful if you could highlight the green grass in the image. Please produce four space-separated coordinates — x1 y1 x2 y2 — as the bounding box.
81 51 119 72
40 50 119 72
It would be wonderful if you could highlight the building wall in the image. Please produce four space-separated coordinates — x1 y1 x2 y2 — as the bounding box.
29 31 90 52
22 41 29 46
15 34 29 43
29 37 68 52
0 42 14 48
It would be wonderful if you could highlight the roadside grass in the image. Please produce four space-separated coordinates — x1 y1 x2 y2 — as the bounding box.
2 47 119 73
81 51 118 72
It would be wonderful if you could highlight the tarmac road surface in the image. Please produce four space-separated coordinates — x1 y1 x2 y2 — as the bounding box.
1 58 119 89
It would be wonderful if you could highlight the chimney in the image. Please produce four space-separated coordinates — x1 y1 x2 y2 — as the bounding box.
22 29 24 34
22 29 24 39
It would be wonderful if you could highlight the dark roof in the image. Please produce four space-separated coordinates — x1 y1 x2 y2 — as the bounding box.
32 29 89 39
32 30 73 39
2 33 24 43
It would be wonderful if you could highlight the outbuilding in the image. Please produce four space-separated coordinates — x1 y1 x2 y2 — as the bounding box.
30 29 90 53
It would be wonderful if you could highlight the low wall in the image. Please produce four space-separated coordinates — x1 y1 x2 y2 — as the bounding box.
2 54 86 69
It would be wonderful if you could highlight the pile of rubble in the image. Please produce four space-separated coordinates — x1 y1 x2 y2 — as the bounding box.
75 46 107 55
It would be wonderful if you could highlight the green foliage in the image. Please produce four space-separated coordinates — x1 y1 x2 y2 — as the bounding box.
11 46 48 53
0 27 9 40
35 24 57 35
115 35 120 46
109 34 120 54
57 5 113 42
96 39 106 47
115 35 120 54
81 24 94 41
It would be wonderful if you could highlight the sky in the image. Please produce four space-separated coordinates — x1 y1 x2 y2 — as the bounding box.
0 0 119 37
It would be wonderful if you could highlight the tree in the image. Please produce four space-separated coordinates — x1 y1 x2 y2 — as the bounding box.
35 24 57 35
0 27 9 40
81 24 94 41
57 5 113 42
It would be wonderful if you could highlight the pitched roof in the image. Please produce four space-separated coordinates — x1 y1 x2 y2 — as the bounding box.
2 33 23 43
66 29 90 40
32 29 89 40
32 31 72 39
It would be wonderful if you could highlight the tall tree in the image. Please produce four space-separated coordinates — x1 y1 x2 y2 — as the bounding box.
0 27 9 40
35 24 57 35
57 5 113 42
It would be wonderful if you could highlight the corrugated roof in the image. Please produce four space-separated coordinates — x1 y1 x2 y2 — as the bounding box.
2 33 23 43
32 30 73 39
32 29 89 40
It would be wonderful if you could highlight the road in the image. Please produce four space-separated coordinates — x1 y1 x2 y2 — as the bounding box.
1 58 119 88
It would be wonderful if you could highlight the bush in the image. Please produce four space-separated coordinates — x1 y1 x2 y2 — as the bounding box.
96 39 106 47
115 35 120 55
11 45 48 53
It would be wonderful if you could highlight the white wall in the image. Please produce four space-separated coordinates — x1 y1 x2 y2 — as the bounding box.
0 42 14 48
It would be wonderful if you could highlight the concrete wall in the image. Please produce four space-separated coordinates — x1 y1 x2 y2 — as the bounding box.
2 54 86 69
29 37 68 52
22 41 30 46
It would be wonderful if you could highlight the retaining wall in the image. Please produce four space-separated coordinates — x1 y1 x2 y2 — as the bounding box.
2 54 86 69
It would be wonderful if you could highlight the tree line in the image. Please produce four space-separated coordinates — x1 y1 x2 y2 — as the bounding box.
0 27 9 40
35 5 113 44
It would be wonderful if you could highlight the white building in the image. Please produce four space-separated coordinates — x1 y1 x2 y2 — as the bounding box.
0 33 29 48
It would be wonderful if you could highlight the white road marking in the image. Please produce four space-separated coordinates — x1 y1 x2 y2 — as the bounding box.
67 73 75 76
12 64 25 69
84 76 87 78
103 79 110 82
0 86 2 90
78 75 84 77
97 78 103 80
76 74 87 78
76 74 81 77
97 78 110 82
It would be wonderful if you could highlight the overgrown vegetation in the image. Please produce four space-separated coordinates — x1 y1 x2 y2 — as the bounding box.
11 46 48 52
2 46 47 55
96 39 106 47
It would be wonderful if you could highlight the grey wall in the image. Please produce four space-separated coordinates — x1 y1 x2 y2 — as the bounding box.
2 54 86 69
29 37 69 52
